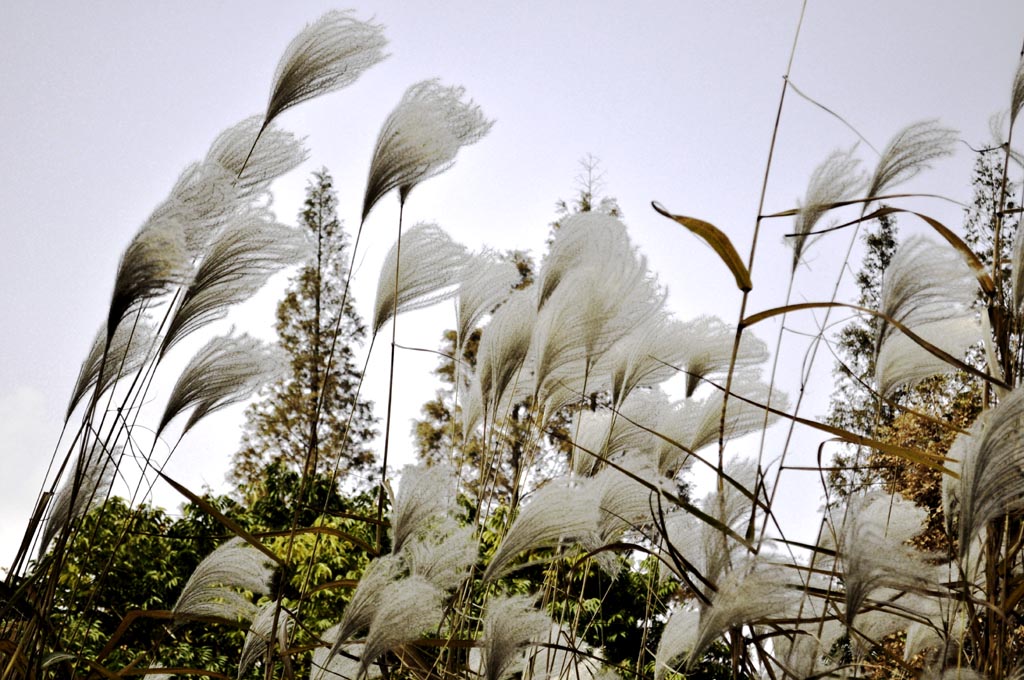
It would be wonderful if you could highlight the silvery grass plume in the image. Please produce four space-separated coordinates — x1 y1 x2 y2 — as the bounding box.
480 595 552 680
156 333 286 438
580 457 664 575
875 234 980 396
263 10 387 132
653 608 699 680
832 492 934 626
530 258 662 418
483 479 600 582
39 443 117 553
372 223 470 334
660 460 759 589
454 251 522 360
790 145 865 272
524 624 607 680
951 387 1024 558
358 575 444 678
676 316 768 398
661 562 797 673
238 602 292 679
173 537 273 622
570 389 669 476
67 315 155 419
389 462 461 553
107 214 189 341
866 120 957 200
205 116 309 209
1011 56 1024 126
152 118 306 259
595 313 690 411
331 555 402 645
536 212 632 308
403 520 477 591
1010 208 1024 314
361 79 493 221
679 376 786 453
160 215 310 356
312 637 377 680
469 288 535 431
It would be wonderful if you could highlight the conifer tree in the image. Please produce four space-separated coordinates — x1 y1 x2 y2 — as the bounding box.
231 169 376 489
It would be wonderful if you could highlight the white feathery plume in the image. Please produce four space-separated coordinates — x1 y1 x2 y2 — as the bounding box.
67 315 154 419
684 563 797 670
1012 57 1024 127
173 538 273 621
358 575 444 677
372 222 470 334
660 460 759 588
1012 211 1024 314
595 314 690 410
40 443 117 553
875 235 980 396
483 480 599 582
149 161 240 260
676 316 768 397
311 634 375 680
333 555 402 643
107 215 189 340
474 288 536 425
390 462 461 553
403 521 477 592
536 211 632 308
238 602 292 679
480 595 552 680
160 216 310 355
834 492 933 625
580 458 663 575
654 608 698 680
264 11 387 128
530 258 661 415
954 387 1024 556
790 145 865 272
206 116 308 205
157 333 286 438
362 79 493 221
571 390 668 476
867 120 957 199
679 377 786 453
454 251 521 358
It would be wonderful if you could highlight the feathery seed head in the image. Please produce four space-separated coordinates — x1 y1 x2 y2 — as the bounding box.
372 222 470 333
68 315 155 419
867 120 957 199
791 146 865 271
157 333 286 437
265 11 388 126
358 576 444 678
362 79 493 221
40 443 118 553
173 538 274 622
207 116 308 202
481 595 551 680
390 462 461 553
1012 57 1024 126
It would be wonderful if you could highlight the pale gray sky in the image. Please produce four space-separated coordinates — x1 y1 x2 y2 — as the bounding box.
1 1 1022 565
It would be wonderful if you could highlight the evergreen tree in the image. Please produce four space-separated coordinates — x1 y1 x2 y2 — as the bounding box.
231 169 377 489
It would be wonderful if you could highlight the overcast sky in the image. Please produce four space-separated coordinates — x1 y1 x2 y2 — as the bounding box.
2 1 1022 567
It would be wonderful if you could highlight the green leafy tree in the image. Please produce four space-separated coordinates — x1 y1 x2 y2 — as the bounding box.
231 169 377 490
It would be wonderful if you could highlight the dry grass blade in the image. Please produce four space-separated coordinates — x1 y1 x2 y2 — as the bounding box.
652 201 752 292
157 333 286 437
264 10 387 127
